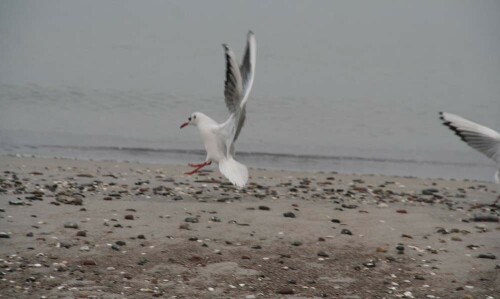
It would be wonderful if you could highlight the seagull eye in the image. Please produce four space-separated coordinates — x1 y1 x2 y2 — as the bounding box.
188 117 191 121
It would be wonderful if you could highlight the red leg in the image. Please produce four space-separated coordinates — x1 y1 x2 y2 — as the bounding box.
189 161 211 167
185 161 211 175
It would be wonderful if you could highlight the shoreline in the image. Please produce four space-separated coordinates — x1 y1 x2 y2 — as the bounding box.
0 156 498 298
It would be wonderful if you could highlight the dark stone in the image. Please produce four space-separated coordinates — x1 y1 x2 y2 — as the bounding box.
283 212 296 218
137 234 146 239
341 229 352 235
63 222 79 229
258 205 271 211
0 232 10 238
26 232 34 237
331 219 341 223
276 287 295 295
317 251 329 257
291 241 303 246
76 231 87 237
124 215 134 220
477 253 496 260
422 188 439 195
472 215 499 222
111 244 120 251
185 217 199 223
115 240 126 246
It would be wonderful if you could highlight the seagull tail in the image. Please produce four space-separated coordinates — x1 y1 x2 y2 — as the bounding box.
219 157 248 188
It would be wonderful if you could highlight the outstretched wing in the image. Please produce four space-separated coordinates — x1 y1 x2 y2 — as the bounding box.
440 112 500 163
221 31 256 154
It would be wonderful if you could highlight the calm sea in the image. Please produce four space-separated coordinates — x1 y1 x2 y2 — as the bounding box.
1 1 499 181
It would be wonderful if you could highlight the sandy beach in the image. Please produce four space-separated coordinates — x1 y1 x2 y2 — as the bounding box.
0 156 498 298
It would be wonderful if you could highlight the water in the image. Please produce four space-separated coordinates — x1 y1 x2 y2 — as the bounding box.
1 1 499 181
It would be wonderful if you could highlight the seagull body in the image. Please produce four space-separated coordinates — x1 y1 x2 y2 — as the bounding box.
180 31 256 188
439 112 500 204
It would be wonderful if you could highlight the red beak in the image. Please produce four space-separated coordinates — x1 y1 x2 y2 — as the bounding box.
180 122 189 129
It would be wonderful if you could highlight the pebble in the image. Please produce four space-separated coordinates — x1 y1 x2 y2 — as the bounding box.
283 212 296 218
124 214 134 220
81 259 97 266
76 231 87 237
258 205 270 210
341 229 352 235
137 234 146 239
331 219 341 223
185 217 199 223
317 251 329 257
472 215 499 222
276 287 295 294
8 199 24 206
63 222 79 229
291 240 303 246
477 253 496 259
115 240 126 246
0 232 10 238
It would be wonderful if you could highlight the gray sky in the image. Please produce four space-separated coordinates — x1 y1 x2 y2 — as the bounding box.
0 0 499 161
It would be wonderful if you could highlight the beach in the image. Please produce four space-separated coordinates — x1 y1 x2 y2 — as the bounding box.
0 156 498 298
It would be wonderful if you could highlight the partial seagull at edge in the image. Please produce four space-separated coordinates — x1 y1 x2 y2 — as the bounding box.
439 111 500 205
180 31 256 188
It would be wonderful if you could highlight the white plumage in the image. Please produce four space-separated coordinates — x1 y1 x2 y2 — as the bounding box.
180 31 256 188
439 112 500 185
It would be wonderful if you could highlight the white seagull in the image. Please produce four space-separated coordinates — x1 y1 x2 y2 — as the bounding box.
180 31 256 188
439 112 500 204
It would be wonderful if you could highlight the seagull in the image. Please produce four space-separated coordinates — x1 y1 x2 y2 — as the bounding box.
439 112 500 205
180 31 256 188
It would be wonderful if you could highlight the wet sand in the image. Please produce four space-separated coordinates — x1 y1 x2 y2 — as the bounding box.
0 156 498 298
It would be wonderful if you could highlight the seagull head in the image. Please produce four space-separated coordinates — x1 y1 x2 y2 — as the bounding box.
180 112 200 129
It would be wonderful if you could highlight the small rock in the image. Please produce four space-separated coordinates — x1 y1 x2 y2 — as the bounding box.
26 232 34 237
81 259 97 266
0 232 10 238
59 241 72 249
111 244 120 251
124 215 134 220
472 215 499 222
331 219 341 223
258 205 270 211
291 241 303 246
363 260 376 268
396 209 408 214
115 240 126 246
341 229 352 235
64 222 79 229
76 231 87 237
317 251 329 257
137 234 146 239
422 188 439 195
283 212 296 218
8 199 24 206
276 287 295 295
185 217 199 223
477 253 496 259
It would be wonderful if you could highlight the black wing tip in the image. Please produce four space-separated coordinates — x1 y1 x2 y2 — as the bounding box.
440 117 469 144
248 30 254 36
438 111 445 120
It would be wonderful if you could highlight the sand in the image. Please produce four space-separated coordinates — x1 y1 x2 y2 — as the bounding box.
0 156 498 298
